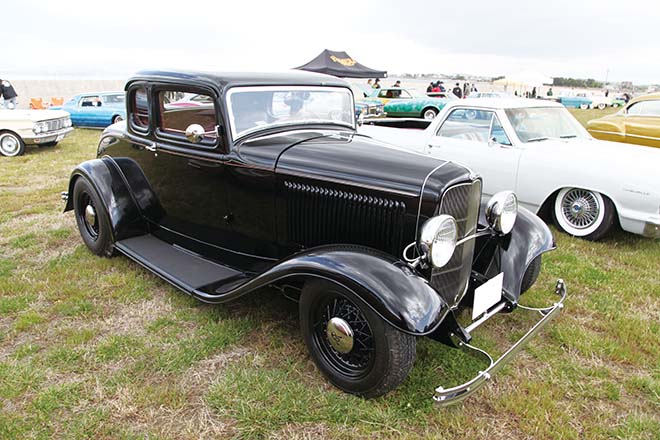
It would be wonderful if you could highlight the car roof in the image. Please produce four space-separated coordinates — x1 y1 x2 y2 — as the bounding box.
629 92 660 104
127 69 350 93
445 98 563 110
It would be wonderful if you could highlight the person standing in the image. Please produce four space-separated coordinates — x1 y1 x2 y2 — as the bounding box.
532 87 537 98
547 87 554 97
426 81 434 93
373 78 381 89
452 82 463 99
367 79 373 88
0 79 18 109
462 82 468 98
439 81 446 92
392 80 401 87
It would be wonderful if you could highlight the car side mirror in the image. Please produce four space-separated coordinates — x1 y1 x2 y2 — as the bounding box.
488 136 498 147
185 124 206 143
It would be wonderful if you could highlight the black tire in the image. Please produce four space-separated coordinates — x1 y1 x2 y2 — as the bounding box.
597 103 607 110
300 279 416 398
112 115 124 124
552 188 616 241
72 178 115 257
0 131 25 157
422 107 438 120
520 255 542 294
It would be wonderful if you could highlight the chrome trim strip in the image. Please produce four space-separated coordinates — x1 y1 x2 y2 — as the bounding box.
625 132 660 141
588 129 624 137
434 279 567 406
589 129 660 142
282 169 420 198
413 161 450 241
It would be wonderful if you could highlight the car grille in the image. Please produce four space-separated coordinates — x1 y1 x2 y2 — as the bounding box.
44 118 67 132
285 181 406 255
430 180 482 306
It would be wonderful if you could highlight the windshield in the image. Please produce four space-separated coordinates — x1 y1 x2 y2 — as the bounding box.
227 86 355 139
505 107 588 142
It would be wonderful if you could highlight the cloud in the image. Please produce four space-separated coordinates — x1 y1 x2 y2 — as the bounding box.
3 0 659 83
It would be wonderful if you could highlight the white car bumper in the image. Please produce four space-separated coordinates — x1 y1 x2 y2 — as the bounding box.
23 127 74 145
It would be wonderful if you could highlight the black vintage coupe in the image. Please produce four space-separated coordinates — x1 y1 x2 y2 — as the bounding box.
63 70 566 405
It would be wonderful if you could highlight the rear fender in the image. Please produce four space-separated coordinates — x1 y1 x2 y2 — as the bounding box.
195 245 450 335
474 204 555 301
64 158 147 241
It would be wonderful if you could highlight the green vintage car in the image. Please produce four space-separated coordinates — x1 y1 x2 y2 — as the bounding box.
377 88 454 119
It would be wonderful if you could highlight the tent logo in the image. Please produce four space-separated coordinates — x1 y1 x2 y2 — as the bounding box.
330 55 357 67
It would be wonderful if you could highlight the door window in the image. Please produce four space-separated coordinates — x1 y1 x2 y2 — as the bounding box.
157 91 219 147
129 87 149 131
627 100 660 116
80 96 101 107
436 108 495 143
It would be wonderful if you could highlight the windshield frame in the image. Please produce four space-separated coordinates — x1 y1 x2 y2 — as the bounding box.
504 106 590 144
225 85 356 141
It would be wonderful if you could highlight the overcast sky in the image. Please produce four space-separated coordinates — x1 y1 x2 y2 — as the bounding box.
3 0 660 83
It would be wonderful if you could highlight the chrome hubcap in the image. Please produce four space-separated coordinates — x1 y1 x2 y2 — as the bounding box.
326 317 354 353
84 204 97 228
1 136 18 154
562 189 599 228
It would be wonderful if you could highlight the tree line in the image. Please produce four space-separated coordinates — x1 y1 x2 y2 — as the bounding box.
552 77 603 88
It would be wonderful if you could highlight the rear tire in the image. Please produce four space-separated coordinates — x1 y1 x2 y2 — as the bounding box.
422 108 438 120
300 279 416 398
0 132 25 157
580 103 589 110
612 103 619 108
73 178 116 257
552 187 615 241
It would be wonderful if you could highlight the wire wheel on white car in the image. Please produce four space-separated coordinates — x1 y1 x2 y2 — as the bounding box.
0 132 25 157
552 188 615 241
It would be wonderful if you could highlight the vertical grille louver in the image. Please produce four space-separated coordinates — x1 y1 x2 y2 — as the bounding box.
285 181 406 255
431 180 482 306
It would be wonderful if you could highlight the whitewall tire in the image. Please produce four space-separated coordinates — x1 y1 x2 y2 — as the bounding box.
0 132 25 157
552 188 615 241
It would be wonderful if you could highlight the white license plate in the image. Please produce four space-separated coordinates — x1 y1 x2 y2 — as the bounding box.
472 272 503 320
56 134 64 142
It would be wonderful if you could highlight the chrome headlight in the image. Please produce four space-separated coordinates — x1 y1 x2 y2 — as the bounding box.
419 214 457 268
40 122 49 133
486 191 518 234
33 123 42 134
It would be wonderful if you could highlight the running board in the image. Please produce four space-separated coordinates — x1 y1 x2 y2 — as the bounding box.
115 234 244 295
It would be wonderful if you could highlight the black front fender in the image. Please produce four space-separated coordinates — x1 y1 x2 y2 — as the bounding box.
64 158 147 241
475 204 555 300
195 245 450 335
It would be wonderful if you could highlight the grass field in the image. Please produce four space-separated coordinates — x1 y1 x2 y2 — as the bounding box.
1 109 658 439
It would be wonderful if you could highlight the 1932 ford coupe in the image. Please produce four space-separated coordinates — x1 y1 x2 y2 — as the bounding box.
63 70 566 405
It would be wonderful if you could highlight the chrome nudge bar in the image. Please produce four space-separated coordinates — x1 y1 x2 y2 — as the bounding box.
433 279 567 407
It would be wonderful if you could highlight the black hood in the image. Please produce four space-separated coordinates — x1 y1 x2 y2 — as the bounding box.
275 132 471 198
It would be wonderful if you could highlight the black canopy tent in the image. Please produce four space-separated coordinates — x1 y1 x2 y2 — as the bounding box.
294 49 387 79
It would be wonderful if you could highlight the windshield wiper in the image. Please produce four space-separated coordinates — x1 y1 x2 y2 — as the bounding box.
526 137 550 142
560 135 577 139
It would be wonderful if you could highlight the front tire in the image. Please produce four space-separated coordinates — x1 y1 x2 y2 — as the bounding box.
520 256 542 294
552 188 615 241
73 178 115 257
0 132 25 157
580 103 589 110
300 280 416 398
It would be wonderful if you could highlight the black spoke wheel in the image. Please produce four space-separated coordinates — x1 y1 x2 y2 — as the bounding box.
72 178 115 257
300 280 416 398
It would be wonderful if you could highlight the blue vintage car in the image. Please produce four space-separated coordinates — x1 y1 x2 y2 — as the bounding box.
51 92 126 127
557 95 593 109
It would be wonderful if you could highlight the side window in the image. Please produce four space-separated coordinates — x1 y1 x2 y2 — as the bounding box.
436 109 494 143
130 87 149 131
157 90 219 146
630 100 660 116
378 90 389 98
399 90 413 99
80 96 101 107
490 115 512 145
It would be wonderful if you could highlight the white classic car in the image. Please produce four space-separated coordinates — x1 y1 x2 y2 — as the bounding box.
0 109 73 157
360 99 660 240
